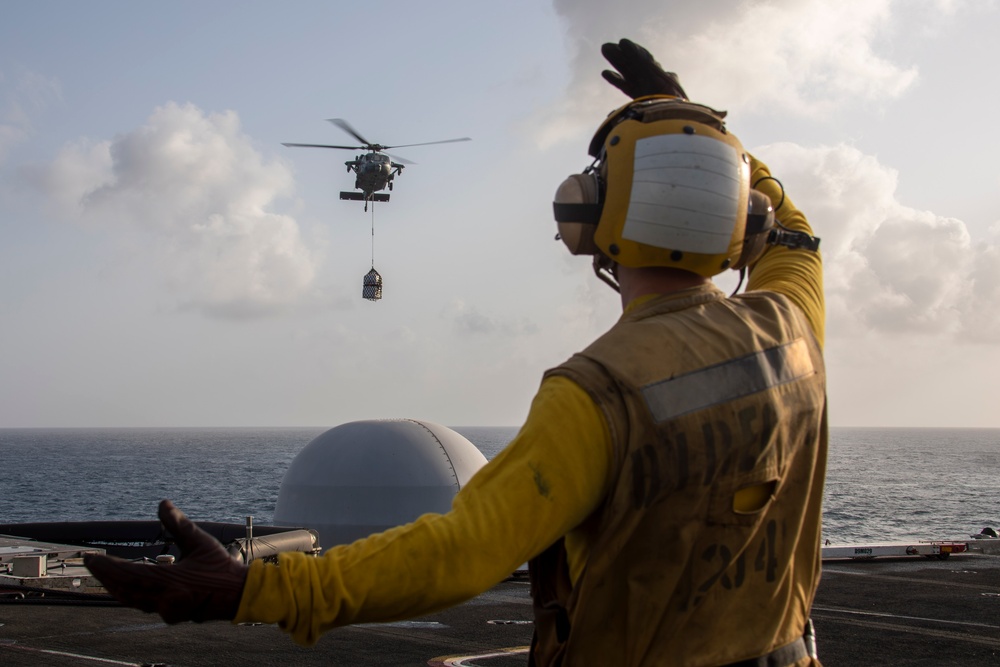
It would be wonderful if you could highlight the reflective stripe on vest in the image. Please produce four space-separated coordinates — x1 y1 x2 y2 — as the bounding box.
641 337 815 423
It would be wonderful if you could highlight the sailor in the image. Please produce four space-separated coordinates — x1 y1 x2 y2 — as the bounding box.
85 39 826 666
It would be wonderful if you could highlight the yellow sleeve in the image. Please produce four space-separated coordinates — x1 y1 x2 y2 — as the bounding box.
745 155 825 347
234 376 612 645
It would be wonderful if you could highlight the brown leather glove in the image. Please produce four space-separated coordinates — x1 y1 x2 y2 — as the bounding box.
601 38 688 100
84 500 248 623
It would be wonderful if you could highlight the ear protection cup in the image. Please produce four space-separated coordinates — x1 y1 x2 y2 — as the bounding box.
732 189 776 271
553 172 602 256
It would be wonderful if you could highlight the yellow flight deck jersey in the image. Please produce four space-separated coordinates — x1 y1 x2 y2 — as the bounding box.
235 156 825 654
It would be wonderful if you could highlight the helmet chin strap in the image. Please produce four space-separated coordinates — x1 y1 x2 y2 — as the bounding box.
593 255 620 293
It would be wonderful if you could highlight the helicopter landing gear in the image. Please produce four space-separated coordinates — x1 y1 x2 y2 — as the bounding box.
388 181 393 191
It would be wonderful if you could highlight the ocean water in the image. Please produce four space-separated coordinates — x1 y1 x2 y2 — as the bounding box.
822 427 999 543
0 426 997 544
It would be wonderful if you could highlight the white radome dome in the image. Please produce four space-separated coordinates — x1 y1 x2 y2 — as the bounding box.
274 419 488 550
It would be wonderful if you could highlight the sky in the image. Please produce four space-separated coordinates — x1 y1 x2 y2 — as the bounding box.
2 0 999 429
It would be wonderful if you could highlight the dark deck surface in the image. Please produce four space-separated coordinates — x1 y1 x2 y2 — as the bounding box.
2 553 998 666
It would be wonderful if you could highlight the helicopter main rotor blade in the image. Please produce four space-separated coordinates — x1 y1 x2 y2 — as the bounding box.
384 137 472 150
282 143 364 150
327 119 372 148
384 152 415 165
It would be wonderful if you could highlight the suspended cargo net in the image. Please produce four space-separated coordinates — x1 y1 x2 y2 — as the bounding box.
363 267 383 301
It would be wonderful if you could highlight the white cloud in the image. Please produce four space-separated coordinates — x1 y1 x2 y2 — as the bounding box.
445 299 541 337
538 0 920 148
24 136 113 211
930 0 997 14
669 0 918 116
753 142 1000 342
0 69 61 162
961 222 1000 343
23 102 318 319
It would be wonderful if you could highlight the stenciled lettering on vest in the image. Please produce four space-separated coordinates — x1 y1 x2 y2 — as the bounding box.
678 519 782 612
630 430 689 508
630 403 778 509
701 418 733 484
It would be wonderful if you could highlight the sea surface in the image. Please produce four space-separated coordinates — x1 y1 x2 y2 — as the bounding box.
0 426 997 544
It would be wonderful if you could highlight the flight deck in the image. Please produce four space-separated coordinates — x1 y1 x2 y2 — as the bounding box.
2 549 998 666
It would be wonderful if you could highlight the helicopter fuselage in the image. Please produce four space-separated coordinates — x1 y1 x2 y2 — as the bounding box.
346 152 404 199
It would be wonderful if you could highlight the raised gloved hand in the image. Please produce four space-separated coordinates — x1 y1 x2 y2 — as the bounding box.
601 38 688 100
84 500 248 624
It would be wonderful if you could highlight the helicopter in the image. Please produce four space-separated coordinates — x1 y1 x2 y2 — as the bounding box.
282 118 471 211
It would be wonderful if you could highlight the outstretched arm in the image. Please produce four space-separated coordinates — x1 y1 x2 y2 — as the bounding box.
84 500 247 624
86 381 611 646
